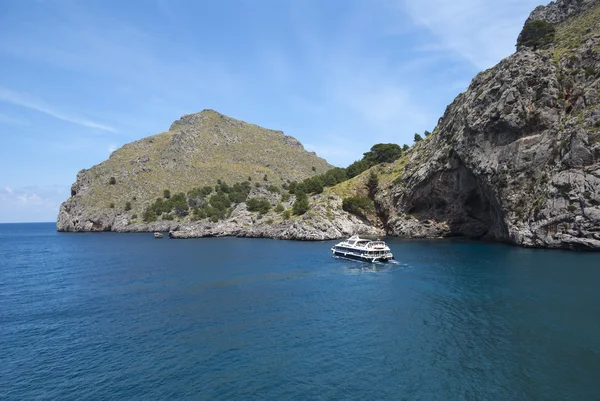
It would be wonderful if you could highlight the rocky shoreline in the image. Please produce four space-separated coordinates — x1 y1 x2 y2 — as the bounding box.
57 192 384 241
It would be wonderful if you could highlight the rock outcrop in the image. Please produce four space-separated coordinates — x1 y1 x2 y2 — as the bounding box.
375 0 600 250
525 0 595 25
168 193 382 240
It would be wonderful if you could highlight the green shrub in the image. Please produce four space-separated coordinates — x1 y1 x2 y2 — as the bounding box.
131 214 137 219
109 177 116 185
187 185 216 207
292 198 309 215
303 175 324 194
517 20 556 50
209 192 231 211
109 202 115 208
282 210 291 220
162 213 174 220
247 197 271 214
367 172 379 195
267 185 280 193
142 208 157 222
124 201 132 211
414 133 423 143
227 182 251 203
342 195 372 218
142 192 189 219
275 203 284 213
163 189 171 199
346 159 370 178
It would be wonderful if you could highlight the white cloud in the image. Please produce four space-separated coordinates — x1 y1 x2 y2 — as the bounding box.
0 185 69 222
402 0 542 69
0 87 117 133
16 193 43 205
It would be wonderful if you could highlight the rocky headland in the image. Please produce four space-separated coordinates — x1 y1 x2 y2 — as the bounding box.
58 0 600 250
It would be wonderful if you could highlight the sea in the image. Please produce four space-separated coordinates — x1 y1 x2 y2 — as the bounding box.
1 222 600 400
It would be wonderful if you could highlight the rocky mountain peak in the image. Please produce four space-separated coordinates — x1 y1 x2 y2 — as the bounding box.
168 109 242 131
525 0 596 25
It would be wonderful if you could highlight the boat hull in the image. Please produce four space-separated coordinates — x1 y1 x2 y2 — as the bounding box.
332 249 393 263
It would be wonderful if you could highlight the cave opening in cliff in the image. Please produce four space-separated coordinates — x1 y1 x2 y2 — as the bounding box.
405 162 507 240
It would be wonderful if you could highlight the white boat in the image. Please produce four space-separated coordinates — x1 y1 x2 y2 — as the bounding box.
331 235 394 263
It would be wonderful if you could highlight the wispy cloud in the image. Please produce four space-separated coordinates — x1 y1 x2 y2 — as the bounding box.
402 0 542 69
0 185 68 222
0 87 117 132
274 1 446 164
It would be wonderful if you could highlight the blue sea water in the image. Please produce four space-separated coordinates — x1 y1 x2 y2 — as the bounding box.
1 223 600 400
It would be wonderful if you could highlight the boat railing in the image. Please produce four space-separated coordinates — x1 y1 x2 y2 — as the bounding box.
366 241 387 249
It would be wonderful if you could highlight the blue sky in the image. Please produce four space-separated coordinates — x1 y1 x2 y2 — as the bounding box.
0 0 543 222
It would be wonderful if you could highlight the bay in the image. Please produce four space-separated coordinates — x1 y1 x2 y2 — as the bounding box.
1 223 599 400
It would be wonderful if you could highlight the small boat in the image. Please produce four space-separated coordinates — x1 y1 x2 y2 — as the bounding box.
331 235 394 263
154 232 163 239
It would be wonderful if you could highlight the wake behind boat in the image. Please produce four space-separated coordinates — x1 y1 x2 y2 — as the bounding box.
331 235 394 263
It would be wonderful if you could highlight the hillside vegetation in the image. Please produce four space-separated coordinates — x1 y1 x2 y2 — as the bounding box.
69 109 332 219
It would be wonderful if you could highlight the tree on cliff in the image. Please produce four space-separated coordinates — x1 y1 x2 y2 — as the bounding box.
363 143 403 165
517 20 555 50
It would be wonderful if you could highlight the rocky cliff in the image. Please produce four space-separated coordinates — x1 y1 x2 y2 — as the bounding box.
371 0 600 250
58 0 600 249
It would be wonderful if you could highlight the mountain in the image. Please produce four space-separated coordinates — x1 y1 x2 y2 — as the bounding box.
57 110 337 232
361 0 600 250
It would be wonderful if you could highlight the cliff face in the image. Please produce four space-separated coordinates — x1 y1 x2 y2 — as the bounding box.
377 0 600 250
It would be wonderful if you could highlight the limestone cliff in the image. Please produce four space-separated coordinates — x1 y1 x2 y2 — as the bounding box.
371 0 600 250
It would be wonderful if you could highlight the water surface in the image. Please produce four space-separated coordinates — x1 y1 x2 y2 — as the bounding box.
1 223 599 399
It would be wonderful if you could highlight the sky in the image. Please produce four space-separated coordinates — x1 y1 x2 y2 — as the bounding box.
0 0 544 222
